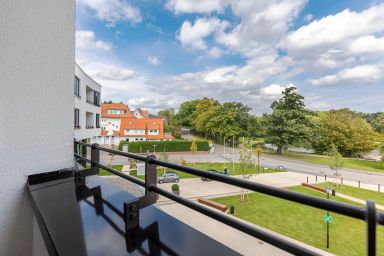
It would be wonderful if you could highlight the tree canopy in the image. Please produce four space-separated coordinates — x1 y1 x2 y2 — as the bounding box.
313 109 377 157
263 87 313 154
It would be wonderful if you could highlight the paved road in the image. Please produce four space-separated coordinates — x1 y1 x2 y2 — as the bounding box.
96 142 384 185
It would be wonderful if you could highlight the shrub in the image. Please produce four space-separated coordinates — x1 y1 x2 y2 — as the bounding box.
118 140 209 152
180 158 187 166
171 184 179 191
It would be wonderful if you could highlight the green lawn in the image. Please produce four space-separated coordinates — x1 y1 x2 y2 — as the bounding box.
98 165 123 176
265 151 384 173
214 186 384 255
317 182 384 206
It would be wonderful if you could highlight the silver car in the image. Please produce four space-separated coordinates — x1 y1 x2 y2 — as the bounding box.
157 172 180 184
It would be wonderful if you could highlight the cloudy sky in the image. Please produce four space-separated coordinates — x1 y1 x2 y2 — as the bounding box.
75 0 384 115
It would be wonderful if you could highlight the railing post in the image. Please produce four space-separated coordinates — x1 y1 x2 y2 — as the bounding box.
366 200 376 256
91 143 100 174
141 155 158 208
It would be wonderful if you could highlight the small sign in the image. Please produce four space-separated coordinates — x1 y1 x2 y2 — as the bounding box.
324 215 332 223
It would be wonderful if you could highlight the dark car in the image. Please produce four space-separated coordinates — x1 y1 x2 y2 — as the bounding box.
275 166 286 172
157 172 180 184
201 169 220 182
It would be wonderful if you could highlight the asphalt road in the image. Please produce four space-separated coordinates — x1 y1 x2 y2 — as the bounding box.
96 142 384 185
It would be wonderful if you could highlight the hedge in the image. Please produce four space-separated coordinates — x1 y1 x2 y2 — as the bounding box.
118 140 210 152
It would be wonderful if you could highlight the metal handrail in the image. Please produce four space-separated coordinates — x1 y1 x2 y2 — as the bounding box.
74 141 382 255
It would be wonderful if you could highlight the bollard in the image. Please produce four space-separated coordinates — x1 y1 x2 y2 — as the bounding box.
325 174 327 181
307 176 309 183
358 181 360 188
230 204 235 214
379 184 380 192
341 177 343 185
316 176 317 182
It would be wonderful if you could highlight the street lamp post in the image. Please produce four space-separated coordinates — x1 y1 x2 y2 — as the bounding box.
232 136 235 175
153 145 157 155
325 186 332 249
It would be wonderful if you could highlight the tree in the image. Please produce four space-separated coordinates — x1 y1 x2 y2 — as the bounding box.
361 112 384 134
175 100 199 128
159 152 169 174
239 140 253 202
313 109 377 157
327 144 344 186
264 87 313 154
194 98 219 137
190 139 198 165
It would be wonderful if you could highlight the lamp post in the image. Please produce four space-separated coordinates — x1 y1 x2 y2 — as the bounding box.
232 136 235 175
325 186 332 249
153 145 157 155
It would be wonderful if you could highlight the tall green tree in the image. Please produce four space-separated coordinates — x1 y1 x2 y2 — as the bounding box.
313 109 377 156
194 98 219 137
175 100 200 128
264 87 313 155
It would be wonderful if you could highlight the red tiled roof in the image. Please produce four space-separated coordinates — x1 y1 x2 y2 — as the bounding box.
138 109 149 118
101 103 133 118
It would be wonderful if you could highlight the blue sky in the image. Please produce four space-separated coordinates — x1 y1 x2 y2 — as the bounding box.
75 0 384 115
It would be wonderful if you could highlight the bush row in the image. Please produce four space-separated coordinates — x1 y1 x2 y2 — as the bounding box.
118 140 210 152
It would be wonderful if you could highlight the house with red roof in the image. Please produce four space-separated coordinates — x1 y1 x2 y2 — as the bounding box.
99 102 173 145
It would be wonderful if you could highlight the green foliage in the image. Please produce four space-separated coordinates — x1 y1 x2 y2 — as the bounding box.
239 141 253 179
175 100 200 128
264 87 314 154
171 184 179 191
327 144 344 173
190 139 198 153
118 140 209 152
313 109 377 157
361 112 384 134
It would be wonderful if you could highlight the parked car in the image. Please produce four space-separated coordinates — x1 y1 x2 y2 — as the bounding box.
275 166 286 172
157 172 180 184
201 169 220 182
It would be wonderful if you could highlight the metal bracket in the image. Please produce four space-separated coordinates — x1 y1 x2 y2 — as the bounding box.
124 155 158 231
124 199 140 230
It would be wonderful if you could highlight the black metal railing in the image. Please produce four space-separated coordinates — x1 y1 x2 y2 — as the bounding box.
74 140 383 256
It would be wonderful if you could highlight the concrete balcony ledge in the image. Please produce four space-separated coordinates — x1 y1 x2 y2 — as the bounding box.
27 171 239 256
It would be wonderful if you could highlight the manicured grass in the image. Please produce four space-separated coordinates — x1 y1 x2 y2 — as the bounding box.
213 186 384 255
98 165 123 176
318 182 384 206
265 151 384 173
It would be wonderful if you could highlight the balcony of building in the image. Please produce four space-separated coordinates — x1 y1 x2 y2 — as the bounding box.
86 86 100 107
25 141 384 256
86 112 95 129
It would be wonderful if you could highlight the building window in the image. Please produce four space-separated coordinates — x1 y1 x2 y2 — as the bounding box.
96 114 100 128
74 108 80 128
107 109 124 115
94 91 100 106
74 76 80 97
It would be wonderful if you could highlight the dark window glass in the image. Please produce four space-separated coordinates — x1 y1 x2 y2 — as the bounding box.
74 76 80 97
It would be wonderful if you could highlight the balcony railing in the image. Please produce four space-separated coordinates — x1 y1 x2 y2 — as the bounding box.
86 125 94 129
74 140 383 256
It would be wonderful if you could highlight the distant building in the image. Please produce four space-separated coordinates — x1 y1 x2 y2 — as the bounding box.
99 103 173 146
74 63 101 145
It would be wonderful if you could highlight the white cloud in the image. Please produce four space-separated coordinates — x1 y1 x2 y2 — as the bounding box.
259 84 287 96
166 0 229 14
310 65 383 86
348 35 384 55
76 30 112 51
303 13 313 23
281 3 384 56
77 0 142 27
147 56 161 65
207 47 223 58
177 18 229 50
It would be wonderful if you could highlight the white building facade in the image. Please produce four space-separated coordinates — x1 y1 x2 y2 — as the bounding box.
74 63 101 144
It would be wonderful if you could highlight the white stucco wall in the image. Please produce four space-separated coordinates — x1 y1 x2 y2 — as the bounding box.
0 1 75 255
101 117 121 135
74 63 101 141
